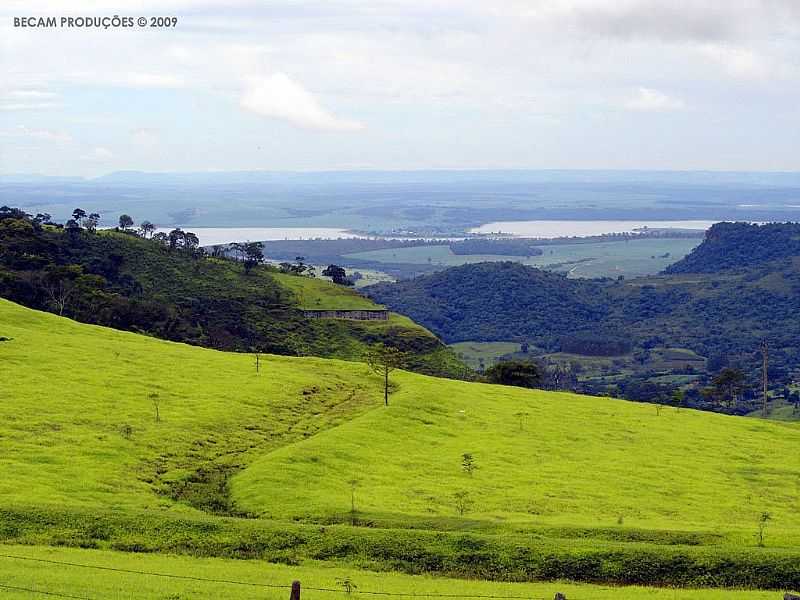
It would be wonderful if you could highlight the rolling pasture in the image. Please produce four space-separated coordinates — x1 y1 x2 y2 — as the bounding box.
1 299 799 596
233 371 800 546
0 297 383 512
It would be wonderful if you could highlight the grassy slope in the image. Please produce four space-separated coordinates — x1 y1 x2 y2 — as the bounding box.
270 272 432 341
0 545 787 600
0 298 382 512
271 271 382 310
2 299 800 590
233 373 800 545
3 296 798 538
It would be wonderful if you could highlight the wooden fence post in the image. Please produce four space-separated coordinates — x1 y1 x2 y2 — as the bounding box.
290 580 300 600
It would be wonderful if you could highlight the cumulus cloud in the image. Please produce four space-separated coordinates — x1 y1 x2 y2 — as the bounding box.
1 0 799 172
240 73 364 131
624 87 685 111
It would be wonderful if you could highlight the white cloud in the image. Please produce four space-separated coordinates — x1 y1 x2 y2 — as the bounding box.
1 0 799 173
80 147 113 161
0 125 72 143
240 73 364 131
697 44 769 80
624 87 685 111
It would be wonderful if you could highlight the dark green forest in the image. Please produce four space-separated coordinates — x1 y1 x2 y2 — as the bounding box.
665 221 800 273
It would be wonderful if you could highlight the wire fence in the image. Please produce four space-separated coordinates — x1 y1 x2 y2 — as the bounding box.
0 582 96 600
0 552 574 600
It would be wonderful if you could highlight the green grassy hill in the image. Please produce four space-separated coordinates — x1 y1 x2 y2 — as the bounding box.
232 371 800 545
0 297 386 513
1 298 800 593
270 271 382 310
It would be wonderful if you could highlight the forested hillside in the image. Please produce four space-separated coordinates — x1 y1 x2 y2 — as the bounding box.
366 261 608 344
0 206 458 375
665 221 800 273
367 231 800 413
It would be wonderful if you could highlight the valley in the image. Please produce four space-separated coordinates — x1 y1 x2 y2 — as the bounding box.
1 209 799 598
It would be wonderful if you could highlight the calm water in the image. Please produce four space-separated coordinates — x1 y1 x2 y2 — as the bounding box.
155 227 358 246
469 220 718 238
154 221 721 246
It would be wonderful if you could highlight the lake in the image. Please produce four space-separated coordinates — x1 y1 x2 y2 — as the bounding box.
469 220 718 238
154 227 358 246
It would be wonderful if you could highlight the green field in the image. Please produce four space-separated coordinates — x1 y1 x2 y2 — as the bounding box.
0 297 384 512
232 373 800 545
346 238 701 279
2 298 800 595
0 545 786 600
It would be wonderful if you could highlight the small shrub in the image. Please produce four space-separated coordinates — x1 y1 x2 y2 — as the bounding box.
453 490 473 516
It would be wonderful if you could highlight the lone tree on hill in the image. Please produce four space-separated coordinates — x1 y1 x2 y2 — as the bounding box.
704 367 747 409
322 264 354 286
149 391 161 423
242 241 264 273
71 208 100 232
138 221 155 238
41 264 83 316
118 214 134 230
756 511 771 546
71 208 86 223
365 343 408 406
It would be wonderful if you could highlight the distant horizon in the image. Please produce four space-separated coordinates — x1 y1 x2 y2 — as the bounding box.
3 166 800 181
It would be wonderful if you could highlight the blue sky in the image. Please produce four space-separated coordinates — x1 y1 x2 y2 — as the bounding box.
1 0 799 176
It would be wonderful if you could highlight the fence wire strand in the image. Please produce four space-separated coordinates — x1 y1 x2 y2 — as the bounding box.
0 552 583 600
0 582 98 600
